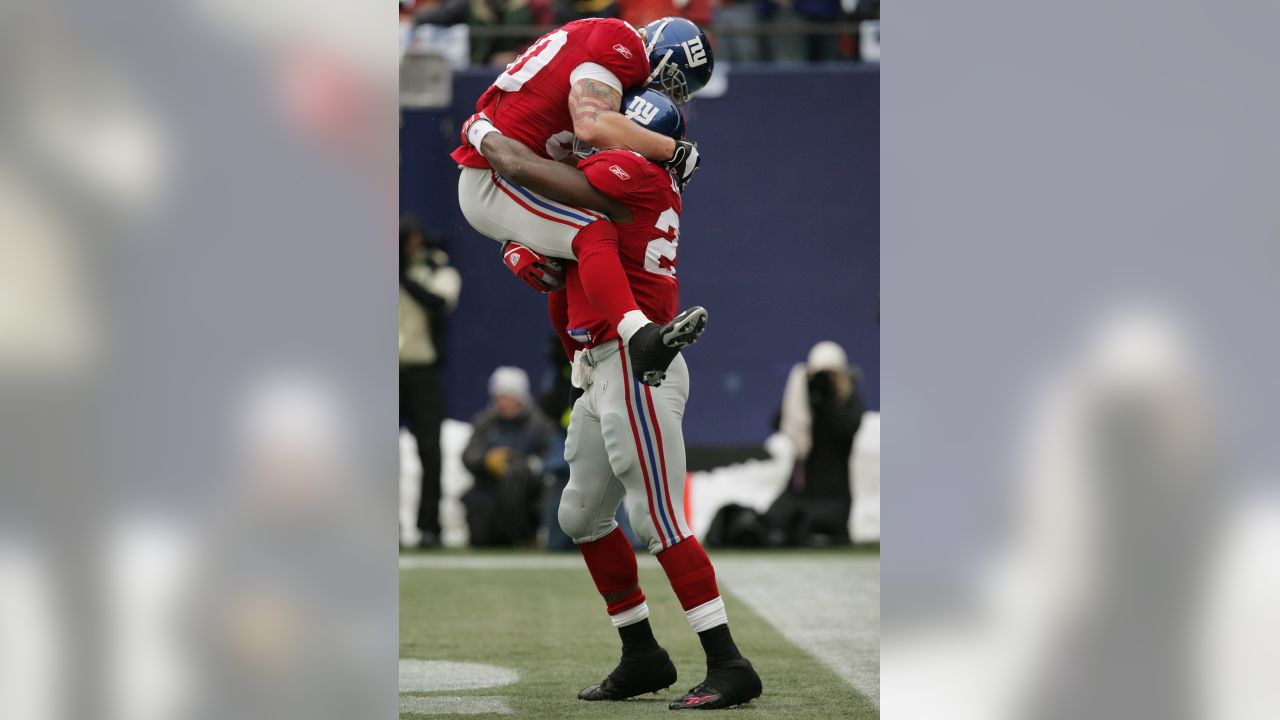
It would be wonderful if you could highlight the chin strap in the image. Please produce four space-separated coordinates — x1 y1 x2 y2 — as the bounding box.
644 18 672 56
646 49 674 88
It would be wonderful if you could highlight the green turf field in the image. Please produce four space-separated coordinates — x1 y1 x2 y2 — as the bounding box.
400 550 879 719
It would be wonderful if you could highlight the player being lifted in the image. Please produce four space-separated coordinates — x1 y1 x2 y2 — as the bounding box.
465 89 764 710
452 17 714 386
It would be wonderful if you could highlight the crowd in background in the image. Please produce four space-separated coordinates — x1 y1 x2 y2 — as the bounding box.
400 212 870 551
399 0 879 65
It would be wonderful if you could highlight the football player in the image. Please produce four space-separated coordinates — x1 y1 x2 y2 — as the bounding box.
453 17 714 386
472 89 764 711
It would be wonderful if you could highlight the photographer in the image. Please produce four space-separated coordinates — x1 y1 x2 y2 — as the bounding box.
766 341 865 546
399 214 461 548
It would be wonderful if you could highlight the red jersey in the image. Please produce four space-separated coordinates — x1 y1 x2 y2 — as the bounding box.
564 150 683 348
450 19 650 169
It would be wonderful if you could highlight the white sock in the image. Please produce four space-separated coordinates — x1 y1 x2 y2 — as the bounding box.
611 601 651 628
617 310 652 343
685 597 728 633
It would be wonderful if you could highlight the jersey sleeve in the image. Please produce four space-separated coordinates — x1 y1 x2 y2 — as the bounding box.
579 152 655 203
584 19 651 90
569 62 623 94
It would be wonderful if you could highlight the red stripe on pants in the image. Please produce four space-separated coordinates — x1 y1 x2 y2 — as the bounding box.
618 339 669 548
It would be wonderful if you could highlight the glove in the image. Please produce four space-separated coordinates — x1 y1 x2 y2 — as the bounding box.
461 112 500 154
503 241 566 293
664 139 701 191
483 447 513 477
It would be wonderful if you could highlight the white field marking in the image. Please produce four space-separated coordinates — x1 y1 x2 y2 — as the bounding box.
399 554 660 571
398 695 513 715
398 659 519 692
713 555 880 708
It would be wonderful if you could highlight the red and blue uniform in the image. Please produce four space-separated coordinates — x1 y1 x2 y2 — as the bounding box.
563 149 682 348
450 19 650 170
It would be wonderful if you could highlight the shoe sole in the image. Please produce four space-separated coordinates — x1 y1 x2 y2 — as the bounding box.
669 690 761 711
580 684 674 701
668 660 761 710
661 306 709 349
579 656 678 701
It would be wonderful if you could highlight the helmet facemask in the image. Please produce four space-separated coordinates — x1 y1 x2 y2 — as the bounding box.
647 53 691 105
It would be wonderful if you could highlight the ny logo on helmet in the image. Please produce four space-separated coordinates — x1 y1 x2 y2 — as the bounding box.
624 96 661 125
681 37 708 67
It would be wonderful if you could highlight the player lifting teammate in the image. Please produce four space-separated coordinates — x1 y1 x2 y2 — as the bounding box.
452 17 713 386
465 90 764 710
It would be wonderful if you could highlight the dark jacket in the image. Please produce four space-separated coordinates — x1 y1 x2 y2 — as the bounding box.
462 405 556 484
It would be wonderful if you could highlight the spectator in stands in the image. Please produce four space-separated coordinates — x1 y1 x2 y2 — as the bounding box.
554 0 618 24
618 0 712 34
461 367 557 546
764 340 865 546
412 0 470 26
716 0 764 63
400 215 462 548
759 0 843 62
414 0 554 65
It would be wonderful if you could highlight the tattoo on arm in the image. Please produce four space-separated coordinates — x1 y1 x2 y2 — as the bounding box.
568 79 622 127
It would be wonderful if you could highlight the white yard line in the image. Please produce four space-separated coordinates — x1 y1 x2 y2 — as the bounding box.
712 556 880 707
399 659 519 692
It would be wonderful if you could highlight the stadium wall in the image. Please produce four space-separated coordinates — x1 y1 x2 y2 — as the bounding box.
400 65 879 446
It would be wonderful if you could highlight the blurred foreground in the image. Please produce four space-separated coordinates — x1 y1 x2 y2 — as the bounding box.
0 0 396 718
884 1 1280 718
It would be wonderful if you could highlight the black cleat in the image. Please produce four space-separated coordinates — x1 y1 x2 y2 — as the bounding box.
578 646 678 701
668 657 762 710
628 306 709 387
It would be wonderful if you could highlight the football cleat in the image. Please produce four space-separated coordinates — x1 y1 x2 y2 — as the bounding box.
628 306 708 387
578 646 678 701
668 657 762 710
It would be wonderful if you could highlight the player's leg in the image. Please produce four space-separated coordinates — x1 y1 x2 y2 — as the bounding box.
458 167 645 320
600 346 763 710
457 168 697 383
559 383 677 701
457 167 604 259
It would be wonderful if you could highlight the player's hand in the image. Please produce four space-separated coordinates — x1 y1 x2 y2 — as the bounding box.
461 112 497 149
503 241 566 293
664 139 701 191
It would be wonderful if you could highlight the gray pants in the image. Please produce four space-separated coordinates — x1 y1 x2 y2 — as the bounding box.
558 340 693 554
457 166 606 260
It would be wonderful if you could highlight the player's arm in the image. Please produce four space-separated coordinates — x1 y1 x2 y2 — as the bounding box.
480 132 633 223
569 79 676 162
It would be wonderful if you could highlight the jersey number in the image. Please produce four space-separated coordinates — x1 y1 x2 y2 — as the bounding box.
645 208 679 278
495 30 568 92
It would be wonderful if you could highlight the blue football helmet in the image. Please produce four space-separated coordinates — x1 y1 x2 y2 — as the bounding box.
573 88 686 158
640 17 714 104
